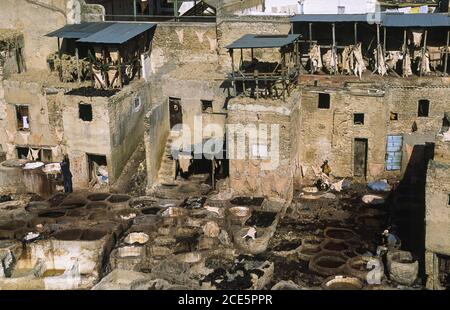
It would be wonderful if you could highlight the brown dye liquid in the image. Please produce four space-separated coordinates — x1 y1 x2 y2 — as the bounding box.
42 269 65 277
328 282 360 290
317 258 345 268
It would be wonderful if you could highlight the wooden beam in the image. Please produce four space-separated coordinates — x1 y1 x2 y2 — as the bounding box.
309 23 313 74
75 47 81 83
332 23 337 74
230 49 236 96
420 29 428 77
354 22 358 45
445 30 449 76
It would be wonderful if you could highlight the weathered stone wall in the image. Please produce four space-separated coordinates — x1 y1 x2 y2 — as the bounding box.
0 0 68 70
227 96 296 200
62 94 111 189
298 81 450 180
150 23 218 75
144 101 169 190
425 158 450 257
108 80 150 183
2 79 60 160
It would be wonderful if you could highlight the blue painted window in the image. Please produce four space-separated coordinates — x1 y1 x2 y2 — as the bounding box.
385 135 403 171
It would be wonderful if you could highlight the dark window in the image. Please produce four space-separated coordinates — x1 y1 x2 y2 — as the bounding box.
201 100 213 113
40 149 52 163
418 99 430 117
390 112 399 121
16 147 28 159
16 105 30 131
354 113 365 125
79 103 93 121
318 93 330 109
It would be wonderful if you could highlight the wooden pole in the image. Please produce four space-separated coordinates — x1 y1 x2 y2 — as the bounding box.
57 37 62 81
420 29 428 77
133 0 137 21
402 29 407 76
383 27 387 55
332 23 337 74
118 49 123 88
211 158 215 190
354 22 358 45
444 30 449 76
309 23 313 74
255 69 259 99
75 47 81 83
230 49 236 96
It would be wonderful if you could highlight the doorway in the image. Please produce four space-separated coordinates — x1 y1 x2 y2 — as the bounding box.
354 138 368 177
169 97 182 129
87 154 108 184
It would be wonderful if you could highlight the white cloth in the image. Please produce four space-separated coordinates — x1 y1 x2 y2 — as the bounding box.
22 116 29 129
178 155 192 173
30 148 40 161
352 43 366 78
403 53 413 77
309 45 323 73
242 227 257 240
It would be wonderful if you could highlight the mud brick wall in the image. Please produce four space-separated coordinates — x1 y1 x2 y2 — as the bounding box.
227 97 295 200
150 23 218 74
297 82 450 180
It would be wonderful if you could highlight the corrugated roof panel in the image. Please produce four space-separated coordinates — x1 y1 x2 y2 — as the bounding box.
290 14 370 23
382 13 450 27
45 22 112 39
77 23 156 44
225 34 301 49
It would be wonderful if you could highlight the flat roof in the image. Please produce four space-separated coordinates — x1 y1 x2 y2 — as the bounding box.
226 34 301 49
290 13 450 27
46 22 156 44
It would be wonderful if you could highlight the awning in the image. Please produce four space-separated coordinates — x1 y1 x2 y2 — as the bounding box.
290 14 369 23
46 22 157 44
381 13 450 27
226 34 301 49
290 13 450 28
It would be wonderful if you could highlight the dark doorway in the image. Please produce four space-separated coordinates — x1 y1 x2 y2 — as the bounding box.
169 97 182 129
354 138 368 177
87 154 107 182
16 147 29 159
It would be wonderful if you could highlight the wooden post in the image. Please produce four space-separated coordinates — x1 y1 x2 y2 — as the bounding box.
133 0 137 21
174 0 178 19
332 23 337 74
255 69 259 99
118 49 123 88
354 22 358 45
420 29 428 77
309 22 313 74
57 37 62 81
402 29 407 76
251 48 254 60
211 158 215 190
230 49 236 96
445 30 450 76
383 27 387 55
75 47 81 83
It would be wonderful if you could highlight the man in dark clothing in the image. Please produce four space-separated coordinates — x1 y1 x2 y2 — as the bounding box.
60 155 73 193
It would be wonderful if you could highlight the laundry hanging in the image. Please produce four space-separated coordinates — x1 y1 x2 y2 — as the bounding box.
30 147 40 161
308 45 322 73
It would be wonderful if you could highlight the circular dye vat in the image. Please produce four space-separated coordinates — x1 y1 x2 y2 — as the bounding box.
25 201 50 213
321 240 350 252
86 201 108 210
47 193 68 208
124 232 149 245
87 193 110 202
80 229 107 241
324 227 358 243
52 229 82 240
60 200 86 210
38 211 66 218
141 207 160 215
108 195 131 204
117 246 143 258
322 275 364 290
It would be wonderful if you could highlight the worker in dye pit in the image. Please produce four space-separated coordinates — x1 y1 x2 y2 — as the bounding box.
60 155 73 193
382 229 401 250
321 160 331 176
